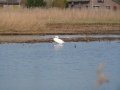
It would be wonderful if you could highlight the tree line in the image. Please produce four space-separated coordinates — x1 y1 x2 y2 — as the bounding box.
112 0 120 5
21 0 68 8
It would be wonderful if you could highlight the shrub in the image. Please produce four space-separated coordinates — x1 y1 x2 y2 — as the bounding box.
51 0 68 8
27 0 46 8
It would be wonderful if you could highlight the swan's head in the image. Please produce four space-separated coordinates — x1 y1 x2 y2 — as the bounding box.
54 36 59 38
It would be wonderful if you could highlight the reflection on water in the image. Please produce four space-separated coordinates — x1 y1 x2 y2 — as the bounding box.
0 41 120 90
54 44 64 51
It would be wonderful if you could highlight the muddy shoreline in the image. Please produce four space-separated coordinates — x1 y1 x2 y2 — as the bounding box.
0 23 120 43
0 37 120 44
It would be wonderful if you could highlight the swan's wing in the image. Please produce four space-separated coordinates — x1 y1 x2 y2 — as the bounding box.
54 38 64 44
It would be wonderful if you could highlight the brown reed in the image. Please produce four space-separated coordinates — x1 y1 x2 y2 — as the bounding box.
96 63 109 90
0 8 120 33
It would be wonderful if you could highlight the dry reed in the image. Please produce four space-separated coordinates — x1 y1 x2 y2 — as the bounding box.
96 63 109 90
0 8 120 32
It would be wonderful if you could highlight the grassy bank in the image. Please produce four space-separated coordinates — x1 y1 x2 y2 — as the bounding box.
0 8 120 34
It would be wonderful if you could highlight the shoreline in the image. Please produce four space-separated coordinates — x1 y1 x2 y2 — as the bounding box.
0 23 120 44
0 37 120 44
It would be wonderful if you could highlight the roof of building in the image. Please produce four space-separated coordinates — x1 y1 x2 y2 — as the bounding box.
68 0 90 2
0 0 20 5
0 0 6 1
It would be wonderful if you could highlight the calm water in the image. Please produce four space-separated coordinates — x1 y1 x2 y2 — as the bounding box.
0 35 120 40
0 41 120 90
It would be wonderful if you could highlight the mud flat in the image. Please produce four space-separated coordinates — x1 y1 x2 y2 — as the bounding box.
0 37 120 44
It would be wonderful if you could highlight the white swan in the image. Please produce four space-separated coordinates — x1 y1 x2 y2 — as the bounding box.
53 36 64 44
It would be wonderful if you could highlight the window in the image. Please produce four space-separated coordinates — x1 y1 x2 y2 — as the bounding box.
70 2 74 7
79 2 81 5
98 0 104 3
93 6 100 10
72 2 74 5
106 6 110 10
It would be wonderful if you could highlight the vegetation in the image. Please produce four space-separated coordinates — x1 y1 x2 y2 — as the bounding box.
0 8 120 33
51 0 68 8
21 0 68 8
27 0 34 7
112 0 120 5
27 0 47 8
44 0 53 7
21 0 27 7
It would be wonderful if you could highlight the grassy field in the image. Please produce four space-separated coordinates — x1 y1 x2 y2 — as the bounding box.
0 8 120 34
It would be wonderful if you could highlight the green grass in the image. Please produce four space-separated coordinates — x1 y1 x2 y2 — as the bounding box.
46 19 120 24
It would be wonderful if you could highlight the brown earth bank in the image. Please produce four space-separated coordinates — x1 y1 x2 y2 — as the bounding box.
0 23 120 35
45 23 120 35
0 37 120 44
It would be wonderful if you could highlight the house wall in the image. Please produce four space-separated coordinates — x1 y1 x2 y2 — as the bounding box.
111 1 120 10
0 4 20 8
89 0 120 10
68 1 90 9
68 0 120 10
0 0 20 8
0 4 3 7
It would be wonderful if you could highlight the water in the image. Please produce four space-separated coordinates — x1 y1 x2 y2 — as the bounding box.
0 41 120 90
0 35 120 41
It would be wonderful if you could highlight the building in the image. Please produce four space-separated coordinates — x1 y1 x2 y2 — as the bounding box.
0 0 21 8
68 0 120 10
68 0 89 9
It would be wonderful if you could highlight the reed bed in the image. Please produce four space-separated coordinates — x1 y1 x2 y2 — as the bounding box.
0 8 120 33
